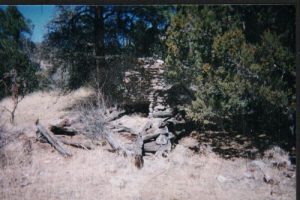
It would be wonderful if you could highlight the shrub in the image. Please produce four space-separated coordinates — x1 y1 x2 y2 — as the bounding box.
76 91 108 140
165 6 295 138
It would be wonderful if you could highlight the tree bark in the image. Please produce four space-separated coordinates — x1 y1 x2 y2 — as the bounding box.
36 120 72 157
93 6 105 86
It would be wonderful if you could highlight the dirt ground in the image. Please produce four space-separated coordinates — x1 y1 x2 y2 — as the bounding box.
0 88 296 200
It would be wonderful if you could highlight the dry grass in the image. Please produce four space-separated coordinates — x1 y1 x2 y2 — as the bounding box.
0 138 296 200
0 88 296 200
75 91 108 140
0 87 93 126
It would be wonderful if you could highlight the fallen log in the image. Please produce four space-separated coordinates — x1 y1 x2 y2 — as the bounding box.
108 124 137 135
60 139 92 150
130 121 153 168
104 122 145 168
142 132 160 142
36 119 72 157
144 141 160 152
141 121 152 132
103 129 136 156
134 134 144 169
104 130 143 168
55 134 95 150
106 110 126 122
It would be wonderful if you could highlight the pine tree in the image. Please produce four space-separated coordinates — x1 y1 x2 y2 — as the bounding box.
42 6 170 90
0 6 38 99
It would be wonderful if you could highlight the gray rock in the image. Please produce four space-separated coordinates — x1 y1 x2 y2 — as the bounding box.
154 105 166 111
167 132 175 139
156 99 165 103
155 127 169 135
153 86 164 90
263 173 275 184
158 121 167 128
156 134 168 145
243 171 254 179
152 110 173 118
158 69 164 74
157 59 164 64
144 141 160 152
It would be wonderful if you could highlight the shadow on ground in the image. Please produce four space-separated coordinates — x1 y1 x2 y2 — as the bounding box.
191 129 296 163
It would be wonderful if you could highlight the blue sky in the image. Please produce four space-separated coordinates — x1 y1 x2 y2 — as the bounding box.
1 5 56 43
18 6 56 43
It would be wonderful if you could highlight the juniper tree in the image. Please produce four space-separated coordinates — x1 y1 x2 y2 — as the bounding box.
164 5 295 138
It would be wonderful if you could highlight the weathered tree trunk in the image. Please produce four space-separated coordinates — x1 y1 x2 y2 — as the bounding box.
104 124 144 168
36 120 72 157
142 132 161 142
106 110 126 122
93 6 105 85
60 139 92 150
103 130 135 156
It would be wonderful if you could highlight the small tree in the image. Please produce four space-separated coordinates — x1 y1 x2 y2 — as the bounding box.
0 6 39 124
0 69 26 124
0 6 38 98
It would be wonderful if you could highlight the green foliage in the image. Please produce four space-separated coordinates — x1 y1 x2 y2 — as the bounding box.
165 6 295 136
187 29 256 125
0 6 39 99
42 6 171 91
165 6 244 85
41 6 94 89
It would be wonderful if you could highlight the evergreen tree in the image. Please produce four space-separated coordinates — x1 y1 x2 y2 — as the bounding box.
42 6 170 90
165 5 295 139
0 6 38 99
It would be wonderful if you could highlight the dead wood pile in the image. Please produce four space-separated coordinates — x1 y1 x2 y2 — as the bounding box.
34 108 186 169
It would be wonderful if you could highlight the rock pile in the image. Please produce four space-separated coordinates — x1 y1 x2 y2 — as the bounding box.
109 58 190 156
134 58 184 155
143 59 173 119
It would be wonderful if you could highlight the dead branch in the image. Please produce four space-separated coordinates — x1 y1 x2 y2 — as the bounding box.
106 110 126 122
108 124 137 134
103 129 134 156
36 120 72 157
142 132 160 142
135 132 144 168
60 139 92 150
103 127 144 168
